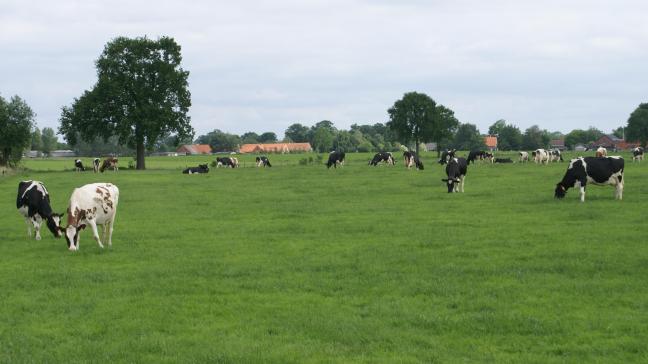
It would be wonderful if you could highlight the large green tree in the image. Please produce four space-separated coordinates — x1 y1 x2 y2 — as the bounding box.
284 123 310 142
258 132 277 143
59 36 192 169
0 95 35 166
626 103 648 148
522 125 550 150
41 127 58 155
195 129 241 152
387 92 458 155
488 120 523 150
451 123 485 151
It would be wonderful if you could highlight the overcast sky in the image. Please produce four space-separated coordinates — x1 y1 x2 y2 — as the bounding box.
2 0 647 139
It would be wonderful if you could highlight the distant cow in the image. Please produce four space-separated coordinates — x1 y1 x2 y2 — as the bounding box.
369 152 395 166
63 183 119 251
494 158 513 163
256 156 272 167
519 151 529 162
216 157 238 168
534 149 550 165
548 149 563 162
596 147 607 157
16 180 63 240
484 152 494 163
93 158 100 173
555 157 624 202
100 157 119 172
74 159 85 172
327 151 346 169
442 157 468 193
438 149 456 165
466 150 486 164
183 164 209 174
633 147 644 162
403 151 424 170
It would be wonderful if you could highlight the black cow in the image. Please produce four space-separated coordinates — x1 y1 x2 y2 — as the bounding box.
216 157 238 168
256 156 272 167
183 164 209 174
16 180 63 240
74 159 85 172
438 149 456 165
369 152 395 166
327 151 346 168
633 147 644 162
403 151 424 170
466 150 486 164
555 156 624 202
493 158 513 163
93 158 100 173
442 157 468 193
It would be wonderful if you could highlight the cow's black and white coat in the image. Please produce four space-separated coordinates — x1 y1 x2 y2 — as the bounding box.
534 149 550 164
555 156 624 202
183 164 209 174
369 152 395 166
93 158 100 173
519 151 529 163
74 159 85 172
438 149 456 165
633 147 644 162
466 150 487 164
256 156 272 167
216 157 238 168
549 149 563 162
16 180 63 240
327 151 346 168
442 157 468 193
403 151 424 170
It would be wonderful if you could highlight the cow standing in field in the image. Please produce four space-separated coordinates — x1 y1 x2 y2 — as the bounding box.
554 157 624 202
466 150 486 164
182 164 209 174
549 149 564 162
74 159 85 172
16 180 63 240
632 147 644 162
100 157 119 172
442 157 468 193
438 149 456 165
256 156 272 167
534 149 550 165
63 183 119 251
596 147 607 157
369 152 395 166
93 158 100 173
484 152 494 163
403 151 424 170
216 157 238 168
519 151 529 162
327 151 346 169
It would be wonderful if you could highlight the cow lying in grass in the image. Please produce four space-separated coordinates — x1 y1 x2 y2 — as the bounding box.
183 164 209 174
216 157 238 168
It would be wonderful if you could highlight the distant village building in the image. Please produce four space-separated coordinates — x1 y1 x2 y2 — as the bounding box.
150 152 179 157
592 135 638 151
176 144 212 155
425 143 437 152
484 135 498 151
25 151 40 158
49 150 76 157
574 144 588 152
239 143 312 154
550 139 566 150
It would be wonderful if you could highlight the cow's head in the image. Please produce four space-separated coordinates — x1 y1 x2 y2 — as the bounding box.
554 183 567 199
441 177 460 193
62 224 86 251
46 212 64 238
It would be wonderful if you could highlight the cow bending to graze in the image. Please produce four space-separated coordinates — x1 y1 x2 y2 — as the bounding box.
438 149 456 165
494 158 513 163
256 156 272 167
534 149 550 165
369 152 395 166
216 157 238 168
63 183 119 251
633 147 644 162
74 159 85 172
555 157 624 202
484 152 494 163
16 180 63 240
100 157 118 172
403 151 424 170
596 147 607 157
442 157 468 193
548 149 563 162
93 158 100 173
466 150 486 164
519 151 529 162
183 164 209 174
327 151 346 168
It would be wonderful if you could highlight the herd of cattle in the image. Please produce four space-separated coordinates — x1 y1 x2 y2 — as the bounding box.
15 146 644 251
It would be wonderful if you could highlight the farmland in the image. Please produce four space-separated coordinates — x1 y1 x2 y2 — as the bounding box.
1 152 648 363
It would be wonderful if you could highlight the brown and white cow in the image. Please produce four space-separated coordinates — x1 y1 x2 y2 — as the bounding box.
596 147 607 157
62 183 119 251
99 157 119 172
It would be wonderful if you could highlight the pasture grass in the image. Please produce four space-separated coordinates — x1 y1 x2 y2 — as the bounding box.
1 151 648 363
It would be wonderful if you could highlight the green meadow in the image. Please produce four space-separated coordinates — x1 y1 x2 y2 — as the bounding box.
1 152 647 363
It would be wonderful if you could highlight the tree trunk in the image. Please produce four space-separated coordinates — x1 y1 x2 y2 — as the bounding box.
136 141 146 170
415 138 420 155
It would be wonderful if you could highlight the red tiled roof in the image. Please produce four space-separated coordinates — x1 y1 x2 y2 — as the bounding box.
484 136 497 148
177 144 212 154
239 143 312 153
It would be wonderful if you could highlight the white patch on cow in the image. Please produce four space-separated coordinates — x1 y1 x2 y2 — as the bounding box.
66 183 119 250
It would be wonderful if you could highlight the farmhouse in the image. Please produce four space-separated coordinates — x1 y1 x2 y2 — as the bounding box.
592 134 639 151
239 143 312 154
177 144 212 155
484 135 497 151
550 139 566 150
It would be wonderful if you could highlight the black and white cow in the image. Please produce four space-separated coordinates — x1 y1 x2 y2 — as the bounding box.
632 147 644 162
63 183 119 251
16 180 63 240
369 152 395 166
494 158 513 163
466 150 486 164
403 151 424 170
534 149 550 164
555 156 624 202
74 159 85 172
216 157 238 168
438 149 456 165
442 157 468 193
327 151 346 168
93 158 100 173
182 164 209 174
484 152 494 163
519 151 529 163
256 156 272 167
549 149 563 162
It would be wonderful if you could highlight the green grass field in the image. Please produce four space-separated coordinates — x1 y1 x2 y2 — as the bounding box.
1 152 648 363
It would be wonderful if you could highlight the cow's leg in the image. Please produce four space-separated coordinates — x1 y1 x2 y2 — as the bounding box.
617 179 624 200
24 217 32 238
32 215 42 240
580 186 586 202
460 176 465 192
107 213 116 247
88 220 104 248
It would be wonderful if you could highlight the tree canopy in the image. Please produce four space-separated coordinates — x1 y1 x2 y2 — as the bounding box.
626 103 648 148
0 95 35 166
59 36 192 169
451 123 486 151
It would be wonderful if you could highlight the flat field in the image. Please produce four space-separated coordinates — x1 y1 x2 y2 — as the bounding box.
1 152 647 363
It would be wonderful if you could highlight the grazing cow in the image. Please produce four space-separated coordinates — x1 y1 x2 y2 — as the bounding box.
369 152 395 166
93 158 100 173
16 181 63 240
494 158 513 163
466 150 487 164
216 157 238 168
596 147 607 157
63 183 119 251
534 149 550 165
519 151 529 163
548 149 564 162
438 149 456 165
74 159 85 172
182 164 209 174
484 152 494 163
442 157 468 193
256 156 272 167
403 151 424 170
327 151 346 169
555 157 624 202
632 147 644 162
100 157 119 172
